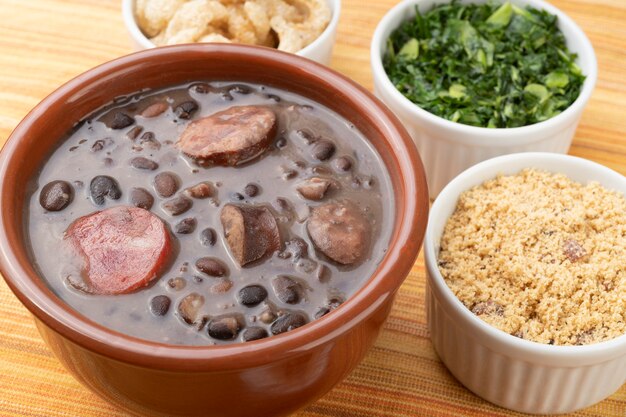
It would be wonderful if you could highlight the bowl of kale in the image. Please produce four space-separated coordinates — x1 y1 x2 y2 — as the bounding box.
370 0 597 197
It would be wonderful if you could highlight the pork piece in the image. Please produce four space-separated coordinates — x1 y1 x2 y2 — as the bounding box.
296 177 333 201
306 201 370 265
65 206 171 295
177 293 206 329
177 105 277 166
220 203 281 266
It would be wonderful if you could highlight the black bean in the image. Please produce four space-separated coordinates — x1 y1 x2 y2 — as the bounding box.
275 137 287 149
316 264 331 283
89 175 121 205
296 130 315 144
210 279 233 294
126 125 143 140
275 197 291 212
199 228 217 246
220 91 233 101
91 139 106 152
175 100 199 120
281 168 297 180
139 131 161 150
208 316 241 340
259 309 276 324
130 156 159 170
328 296 344 310
238 285 268 307
167 277 186 291
272 276 302 304
333 156 353 172
266 94 281 102
229 84 252 95
162 196 192 216
311 139 336 161
109 112 135 129
244 183 259 197
154 171 179 197
175 217 197 234
195 257 227 277
243 327 268 342
39 180 73 211
141 102 168 118
230 192 244 201
314 307 330 319
149 295 171 316
192 83 210 94
270 312 308 335
129 187 154 210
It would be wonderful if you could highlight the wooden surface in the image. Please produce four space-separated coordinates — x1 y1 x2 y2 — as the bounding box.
0 1 625 416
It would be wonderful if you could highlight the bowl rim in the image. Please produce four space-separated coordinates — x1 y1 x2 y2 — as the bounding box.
370 0 598 141
121 0 342 57
424 152 626 362
0 44 429 372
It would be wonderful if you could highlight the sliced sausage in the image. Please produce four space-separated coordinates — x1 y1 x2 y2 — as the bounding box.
220 203 281 266
177 105 277 166
65 206 171 295
306 200 370 265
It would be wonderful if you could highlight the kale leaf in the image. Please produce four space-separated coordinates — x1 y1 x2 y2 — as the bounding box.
383 0 585 128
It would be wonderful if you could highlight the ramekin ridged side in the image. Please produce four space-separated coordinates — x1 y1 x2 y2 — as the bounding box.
424 152 626 414
371 0 597 198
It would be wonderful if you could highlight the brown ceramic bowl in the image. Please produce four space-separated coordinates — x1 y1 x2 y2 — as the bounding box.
0 44 428 417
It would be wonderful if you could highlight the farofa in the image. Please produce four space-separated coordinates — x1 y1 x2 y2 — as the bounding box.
438 169 626 345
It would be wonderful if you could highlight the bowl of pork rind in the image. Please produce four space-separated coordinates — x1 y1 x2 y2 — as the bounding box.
122 0 341 64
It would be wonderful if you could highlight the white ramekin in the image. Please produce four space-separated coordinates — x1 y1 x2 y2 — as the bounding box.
121 0 341 65
371 0 598 198
424 152 626 414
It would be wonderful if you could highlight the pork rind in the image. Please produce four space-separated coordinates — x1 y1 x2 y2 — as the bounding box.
135 0 331 52
135 0 186 37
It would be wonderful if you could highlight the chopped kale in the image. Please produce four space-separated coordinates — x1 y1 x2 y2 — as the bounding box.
383 1 585 128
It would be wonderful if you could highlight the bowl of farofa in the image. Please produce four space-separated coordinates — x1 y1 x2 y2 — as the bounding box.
424 152 626 414
371 0 597 197
122 0 341 64
0 44 428 417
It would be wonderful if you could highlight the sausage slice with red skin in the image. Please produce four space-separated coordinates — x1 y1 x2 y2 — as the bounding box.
220 204 281 266
177 105 277 166
307 201 370 265
65 206 171 295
